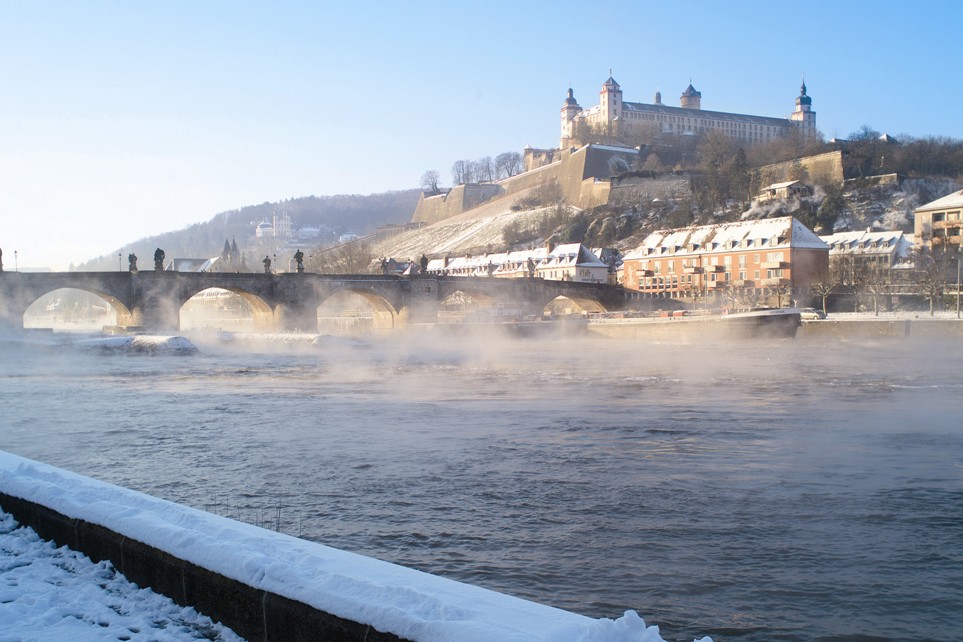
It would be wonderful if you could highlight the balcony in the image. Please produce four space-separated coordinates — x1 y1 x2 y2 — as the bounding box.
761 278 791 287
731 279 754 287
761 261 789 270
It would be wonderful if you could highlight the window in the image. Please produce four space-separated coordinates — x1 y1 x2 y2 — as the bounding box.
754 253 760 263
754 270 760 279
739 270 747 280
739 255 747 267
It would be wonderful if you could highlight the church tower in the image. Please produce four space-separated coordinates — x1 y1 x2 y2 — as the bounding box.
789 80 816 141
599 75 622 131
560 87 582 148
680 83 701 110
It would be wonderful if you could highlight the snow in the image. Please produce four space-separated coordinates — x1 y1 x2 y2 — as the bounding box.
0 451 713 642
0 510 243 641
75 335 199 354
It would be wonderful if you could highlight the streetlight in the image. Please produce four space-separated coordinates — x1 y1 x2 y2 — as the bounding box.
14 250 17 272
118 252 122 272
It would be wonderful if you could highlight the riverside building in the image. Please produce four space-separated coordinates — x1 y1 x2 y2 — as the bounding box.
620 216 828 305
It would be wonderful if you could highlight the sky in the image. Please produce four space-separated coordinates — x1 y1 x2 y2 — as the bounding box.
2 0 962 270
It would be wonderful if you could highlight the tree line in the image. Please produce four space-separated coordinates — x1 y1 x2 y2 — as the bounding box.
420 152 524 193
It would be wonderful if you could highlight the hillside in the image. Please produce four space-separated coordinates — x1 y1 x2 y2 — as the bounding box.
368 175 961 266
76 190 421 271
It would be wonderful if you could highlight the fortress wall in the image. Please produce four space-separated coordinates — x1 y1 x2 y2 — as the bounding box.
413 184 506 225
757 150 844 187
609 175 693 205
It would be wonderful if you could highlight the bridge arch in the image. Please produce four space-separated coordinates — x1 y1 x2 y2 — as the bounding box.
22 287 133 329
179 287 274 332
315 287 398 334
542 294 608 317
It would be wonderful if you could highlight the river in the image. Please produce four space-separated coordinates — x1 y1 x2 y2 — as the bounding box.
1 329 960 642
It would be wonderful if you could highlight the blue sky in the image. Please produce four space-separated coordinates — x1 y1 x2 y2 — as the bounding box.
2 0 961 269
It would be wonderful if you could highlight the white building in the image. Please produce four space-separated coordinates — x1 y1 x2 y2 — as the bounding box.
561 76 817 148
425 244 608 283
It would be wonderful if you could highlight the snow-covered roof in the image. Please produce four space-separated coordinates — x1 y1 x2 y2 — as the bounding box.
819 229 913 257
761 180 801 191
426 244 605 274
915 189 963 213
622 216 827 260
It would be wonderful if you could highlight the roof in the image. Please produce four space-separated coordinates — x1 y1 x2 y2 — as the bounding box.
619 101 789 127
762 180 802 191
166 257 220 272
915 189 963 213
622 216 828 260
819 230 913 257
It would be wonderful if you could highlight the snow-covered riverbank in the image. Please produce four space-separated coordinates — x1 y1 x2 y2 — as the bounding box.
1 451 712 642
0 510 242 641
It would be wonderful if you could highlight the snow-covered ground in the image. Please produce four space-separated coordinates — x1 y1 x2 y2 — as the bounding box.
0 451 712 642
0 510 243 642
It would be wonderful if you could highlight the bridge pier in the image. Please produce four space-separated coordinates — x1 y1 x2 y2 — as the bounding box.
275 304 318 333
406 276 440 324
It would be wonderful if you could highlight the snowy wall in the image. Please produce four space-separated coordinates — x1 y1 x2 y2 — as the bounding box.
0 451 703 642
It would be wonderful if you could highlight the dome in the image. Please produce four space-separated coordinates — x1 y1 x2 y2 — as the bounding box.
796 81 812 106
564 87 579 107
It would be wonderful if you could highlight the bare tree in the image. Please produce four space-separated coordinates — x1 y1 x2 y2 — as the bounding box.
420 170 441 194
451 160 475 185
495 151 523 178
808 269 838 314
864 268 891 317
911 245 949 316
310 242 375 275
833 255 869 312
476 156 496 182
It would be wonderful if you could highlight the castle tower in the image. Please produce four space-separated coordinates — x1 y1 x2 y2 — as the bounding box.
560 87 582 148
680 83 701 110
789 80 816 141
599 74 622 129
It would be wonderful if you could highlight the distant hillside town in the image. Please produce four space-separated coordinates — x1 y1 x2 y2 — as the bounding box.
72 71 963 317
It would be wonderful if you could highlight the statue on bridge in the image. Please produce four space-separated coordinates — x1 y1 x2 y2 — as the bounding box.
128 253 138 273
420 254 429 275
263 255 272 273
153 248 165 271
527 257 536 278
294 249 304 273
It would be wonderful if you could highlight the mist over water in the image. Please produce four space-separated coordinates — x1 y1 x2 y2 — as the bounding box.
2 330 961 642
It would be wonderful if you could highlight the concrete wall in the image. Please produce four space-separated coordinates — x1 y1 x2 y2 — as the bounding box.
0 492 407 642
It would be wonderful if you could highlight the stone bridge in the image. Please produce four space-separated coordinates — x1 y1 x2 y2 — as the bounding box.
0 271 628 332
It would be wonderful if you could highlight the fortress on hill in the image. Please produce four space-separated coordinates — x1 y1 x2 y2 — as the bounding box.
560 75 817 148
412 75 822 226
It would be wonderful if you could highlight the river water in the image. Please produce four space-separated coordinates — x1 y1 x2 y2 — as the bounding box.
1 329 961 642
